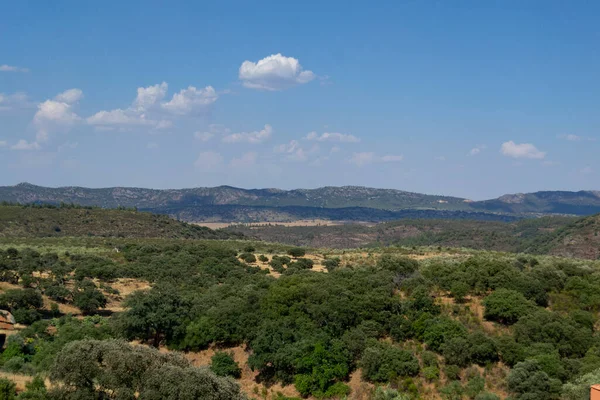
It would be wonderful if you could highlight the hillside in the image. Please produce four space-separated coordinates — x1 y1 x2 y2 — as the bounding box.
0 205 241 240
227 216 577 252
526 213 600 259
2 183 600 223
0 183 469 211
471 190 600 215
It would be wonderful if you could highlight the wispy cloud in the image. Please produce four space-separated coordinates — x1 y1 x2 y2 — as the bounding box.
0 64 29 73
500 141 546 159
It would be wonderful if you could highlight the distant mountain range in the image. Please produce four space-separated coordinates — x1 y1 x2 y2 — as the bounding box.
1 183 599 222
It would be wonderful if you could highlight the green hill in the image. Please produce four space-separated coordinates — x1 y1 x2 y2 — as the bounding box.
0 205 241 240
526 213 600 259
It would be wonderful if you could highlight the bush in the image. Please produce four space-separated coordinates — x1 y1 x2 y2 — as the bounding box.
210 352 242 378
258 255 269 263
507 360 561 399
474 393 500 400
73 282 107 315
0 378 16 400
360 343 419 382
483 289 534 325
323 258 340 272
444 364 462 381
287 248 306 258
450 282 470 303
239 253 257 263
423 366 439 382
243 245 255 253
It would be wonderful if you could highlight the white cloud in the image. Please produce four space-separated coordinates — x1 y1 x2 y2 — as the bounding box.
87 109 157 127
194 124 229 142
88 82 210 130
435 156 446 161
54 89 83 104
500 141 546 159
381 155 404 162
223 124 272 144
33 91 83 144
230 152 258 168
349 152 375 166
147 142 159 149
133 82 167 111
581 166 593 175
274 140 309 161
161 86 218 115
0 141 7 148
239 54 315 91
11 140 40 151
0 92 31 111
306 131 360 143
469 144 487 156
194 151 224 170
0 64 29 72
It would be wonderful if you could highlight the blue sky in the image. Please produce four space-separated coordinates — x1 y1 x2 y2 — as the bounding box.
0 1 598 200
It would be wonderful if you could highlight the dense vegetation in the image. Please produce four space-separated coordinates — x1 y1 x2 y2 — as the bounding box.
1 235 600 399
227 216 580 255
0 205 242 240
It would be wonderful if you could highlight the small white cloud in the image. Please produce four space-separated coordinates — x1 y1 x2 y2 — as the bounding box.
330 146 341 154
0 140 7 148
161 86 218 115
147 142 159 149
306 131 360 143
230 151 258 168
274 140 300 154
435 156 446 161
558 134 596 142
580 166 593 175
54 89 83 104
239 54 316 91
11 140 41 151
469 144 487 156
194 151 224 170
381 155 403 162
0 64 29 72
223 124 272 144
500 141 546 159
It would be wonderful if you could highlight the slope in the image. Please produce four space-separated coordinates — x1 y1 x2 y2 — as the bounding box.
0 205 241 240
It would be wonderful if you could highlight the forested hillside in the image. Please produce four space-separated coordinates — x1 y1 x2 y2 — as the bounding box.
227 217 577 253
0 204 241 240
0 239 599 399
526 213 600 260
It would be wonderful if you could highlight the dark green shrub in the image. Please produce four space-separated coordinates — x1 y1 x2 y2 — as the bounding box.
360 343 419 382
210 351 241 378
483 289 534 325
287 248 306 258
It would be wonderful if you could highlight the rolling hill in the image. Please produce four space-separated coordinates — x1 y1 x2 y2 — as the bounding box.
1 183 600 223
0 205 241 240
526 213 600 259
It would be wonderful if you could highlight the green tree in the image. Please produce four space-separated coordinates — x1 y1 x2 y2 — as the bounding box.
287 248 306 258
483 289 534 325
507 360 561 399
